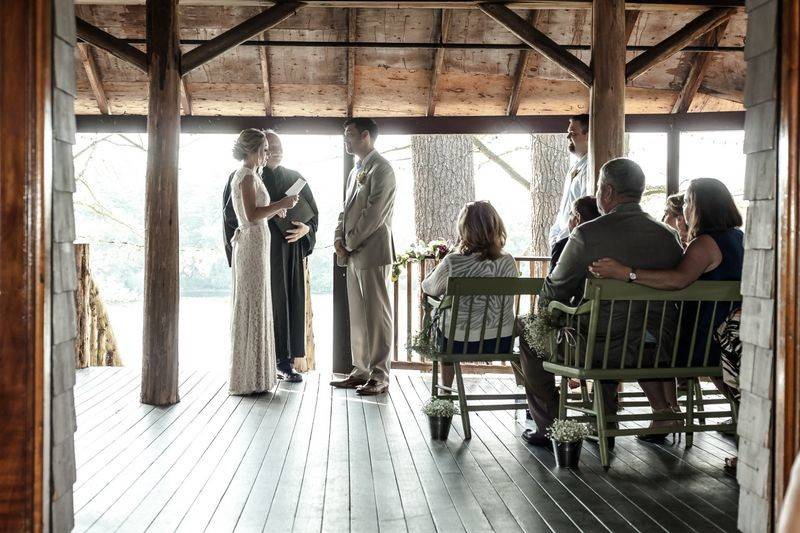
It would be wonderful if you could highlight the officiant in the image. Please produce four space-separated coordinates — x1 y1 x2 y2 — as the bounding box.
223 130 319 382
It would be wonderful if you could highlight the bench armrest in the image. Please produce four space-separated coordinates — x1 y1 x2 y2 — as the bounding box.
546 300 593 316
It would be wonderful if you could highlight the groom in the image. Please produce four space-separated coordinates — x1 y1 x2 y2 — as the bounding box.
330 118 396 396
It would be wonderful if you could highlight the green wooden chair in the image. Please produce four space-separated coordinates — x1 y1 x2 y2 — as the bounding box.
543 278 741 467
418 277 544 439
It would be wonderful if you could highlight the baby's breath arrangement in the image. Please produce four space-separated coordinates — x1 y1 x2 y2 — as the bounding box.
408 329 435 357
546 419 592 443
421 398 460 417
522 309 557 356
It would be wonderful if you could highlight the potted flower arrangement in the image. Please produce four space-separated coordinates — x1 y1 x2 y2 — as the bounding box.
421 398 460 440
546 419 591 468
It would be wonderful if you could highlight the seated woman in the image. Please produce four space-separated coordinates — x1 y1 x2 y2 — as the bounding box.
663 192 689 247
550 195 601 273
421 201 518 388
590 178 743 447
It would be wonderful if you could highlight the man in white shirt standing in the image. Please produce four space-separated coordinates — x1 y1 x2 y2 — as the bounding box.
548 114 590 253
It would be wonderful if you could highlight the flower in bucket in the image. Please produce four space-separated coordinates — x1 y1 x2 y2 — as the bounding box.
522 309 557 357
421 398 460 418
546 419 592 443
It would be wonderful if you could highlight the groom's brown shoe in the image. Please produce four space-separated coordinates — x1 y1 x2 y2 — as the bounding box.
330 375 367 389
356 379 389 396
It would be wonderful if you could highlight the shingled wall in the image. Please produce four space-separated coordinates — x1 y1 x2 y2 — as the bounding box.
51 0 79 530
737 0 779 530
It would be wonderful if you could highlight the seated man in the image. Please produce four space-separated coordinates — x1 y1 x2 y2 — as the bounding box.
518 158 684 447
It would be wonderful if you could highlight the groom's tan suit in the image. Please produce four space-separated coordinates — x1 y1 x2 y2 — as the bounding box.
335 150 396 385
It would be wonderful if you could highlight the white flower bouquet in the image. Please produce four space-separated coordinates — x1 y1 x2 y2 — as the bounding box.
546 419 592 444
421 398 460 418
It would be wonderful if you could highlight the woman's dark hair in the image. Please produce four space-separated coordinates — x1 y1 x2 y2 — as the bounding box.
456 201 507 261
663 193 685 223
572 195 600 223
343 118 379 140
685 178 742 240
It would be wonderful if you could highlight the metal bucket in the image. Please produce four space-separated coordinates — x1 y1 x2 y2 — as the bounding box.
552 440 583 468
428 416 453 440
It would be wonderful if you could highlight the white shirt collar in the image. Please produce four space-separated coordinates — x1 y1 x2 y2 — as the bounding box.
358 149 378 168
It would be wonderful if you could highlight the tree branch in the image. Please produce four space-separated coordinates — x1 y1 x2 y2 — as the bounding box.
470 136 530 188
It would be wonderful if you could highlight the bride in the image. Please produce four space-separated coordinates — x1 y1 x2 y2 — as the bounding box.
228 129 298 395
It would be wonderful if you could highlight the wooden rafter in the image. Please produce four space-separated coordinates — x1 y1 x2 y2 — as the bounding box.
181 2 304 75
480 3 592 88
625 7 735 82
258 31 272 116
427 9 452 116
77 43 111 115
346 9 357 117
625 10 641 43
180 79 193 115
671 19 729 113
506 11 539 116
76 18 147 72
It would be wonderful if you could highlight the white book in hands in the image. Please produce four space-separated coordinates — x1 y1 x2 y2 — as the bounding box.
285 178 307 197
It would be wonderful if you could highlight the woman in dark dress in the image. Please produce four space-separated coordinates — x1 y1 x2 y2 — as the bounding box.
262 131 319 382
590 178 743 461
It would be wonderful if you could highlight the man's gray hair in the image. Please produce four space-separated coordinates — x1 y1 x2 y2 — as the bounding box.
600 158 646 201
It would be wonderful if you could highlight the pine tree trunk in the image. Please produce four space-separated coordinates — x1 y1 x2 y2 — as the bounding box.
412 135 475 244
530 134 571 258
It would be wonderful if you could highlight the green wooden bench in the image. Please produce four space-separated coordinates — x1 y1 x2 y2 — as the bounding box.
543 278 741 467
419 277 544 439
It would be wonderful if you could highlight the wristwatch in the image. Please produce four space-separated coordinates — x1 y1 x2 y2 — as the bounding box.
628 268 638 283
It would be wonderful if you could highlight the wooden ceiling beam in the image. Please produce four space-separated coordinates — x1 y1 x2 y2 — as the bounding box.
77 43 111 115
427 9 452 117
180 78 193 115
671 19 729 113
181 2 304 75
481 3 592 87
625 10 641 44
73 1 745 10
506 11 539 116
76 17 147 72
346 9 357 117
258 32 272 116
625 7 735 82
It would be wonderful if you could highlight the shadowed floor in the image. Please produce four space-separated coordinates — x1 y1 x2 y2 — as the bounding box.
71 367 739 532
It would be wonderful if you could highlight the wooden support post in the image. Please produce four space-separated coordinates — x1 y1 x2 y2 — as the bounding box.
346 9 357 117
671 20 729 114
258 32 272 116
506 11 539 116
480 2 592 88
332 145 353 374
589 0 626 184
625 7 734 82
141 0 181 406
667 124 680 195
180 78 193 115
427 9 451 116
181 2 304 75
77 43 111 115
76 17 148 72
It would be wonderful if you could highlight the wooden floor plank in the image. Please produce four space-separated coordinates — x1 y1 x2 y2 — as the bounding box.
291 380 333 533
320 387 351 532
226 380 307 532
346 387 380 532
74 376 231 531
74 367 135 411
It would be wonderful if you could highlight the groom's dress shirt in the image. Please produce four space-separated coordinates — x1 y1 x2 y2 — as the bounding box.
548 154 588 250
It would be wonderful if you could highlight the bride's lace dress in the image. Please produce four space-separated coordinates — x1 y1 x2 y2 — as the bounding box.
228 165 276 395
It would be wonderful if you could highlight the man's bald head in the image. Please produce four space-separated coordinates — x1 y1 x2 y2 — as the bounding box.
263 129 283 169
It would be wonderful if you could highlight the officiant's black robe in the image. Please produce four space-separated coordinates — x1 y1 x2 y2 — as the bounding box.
222 166 319 364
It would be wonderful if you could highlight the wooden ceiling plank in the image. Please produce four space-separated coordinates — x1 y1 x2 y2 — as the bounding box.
258 32 272 116
73 1 746 10
76 17 147 72
346 9 357 117
480 3 593 88
671 19 729 113
506 10 540 116
78 43 111 115
624 10 641 43
625 7 735 82
427 9 452 116
181 2 305 75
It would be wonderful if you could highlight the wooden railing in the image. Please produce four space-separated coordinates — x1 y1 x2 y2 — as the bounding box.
391 255 550 373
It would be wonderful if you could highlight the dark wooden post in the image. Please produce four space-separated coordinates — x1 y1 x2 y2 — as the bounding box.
141 0 181 405
667 123 680 195
332 145 353 375
589 0 626 185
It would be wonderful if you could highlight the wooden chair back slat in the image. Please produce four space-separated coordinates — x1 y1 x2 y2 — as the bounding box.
636 300 651 369
602 300 615 370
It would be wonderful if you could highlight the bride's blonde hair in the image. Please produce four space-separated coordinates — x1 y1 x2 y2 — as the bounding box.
455 201 506 261
232 128 266 161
